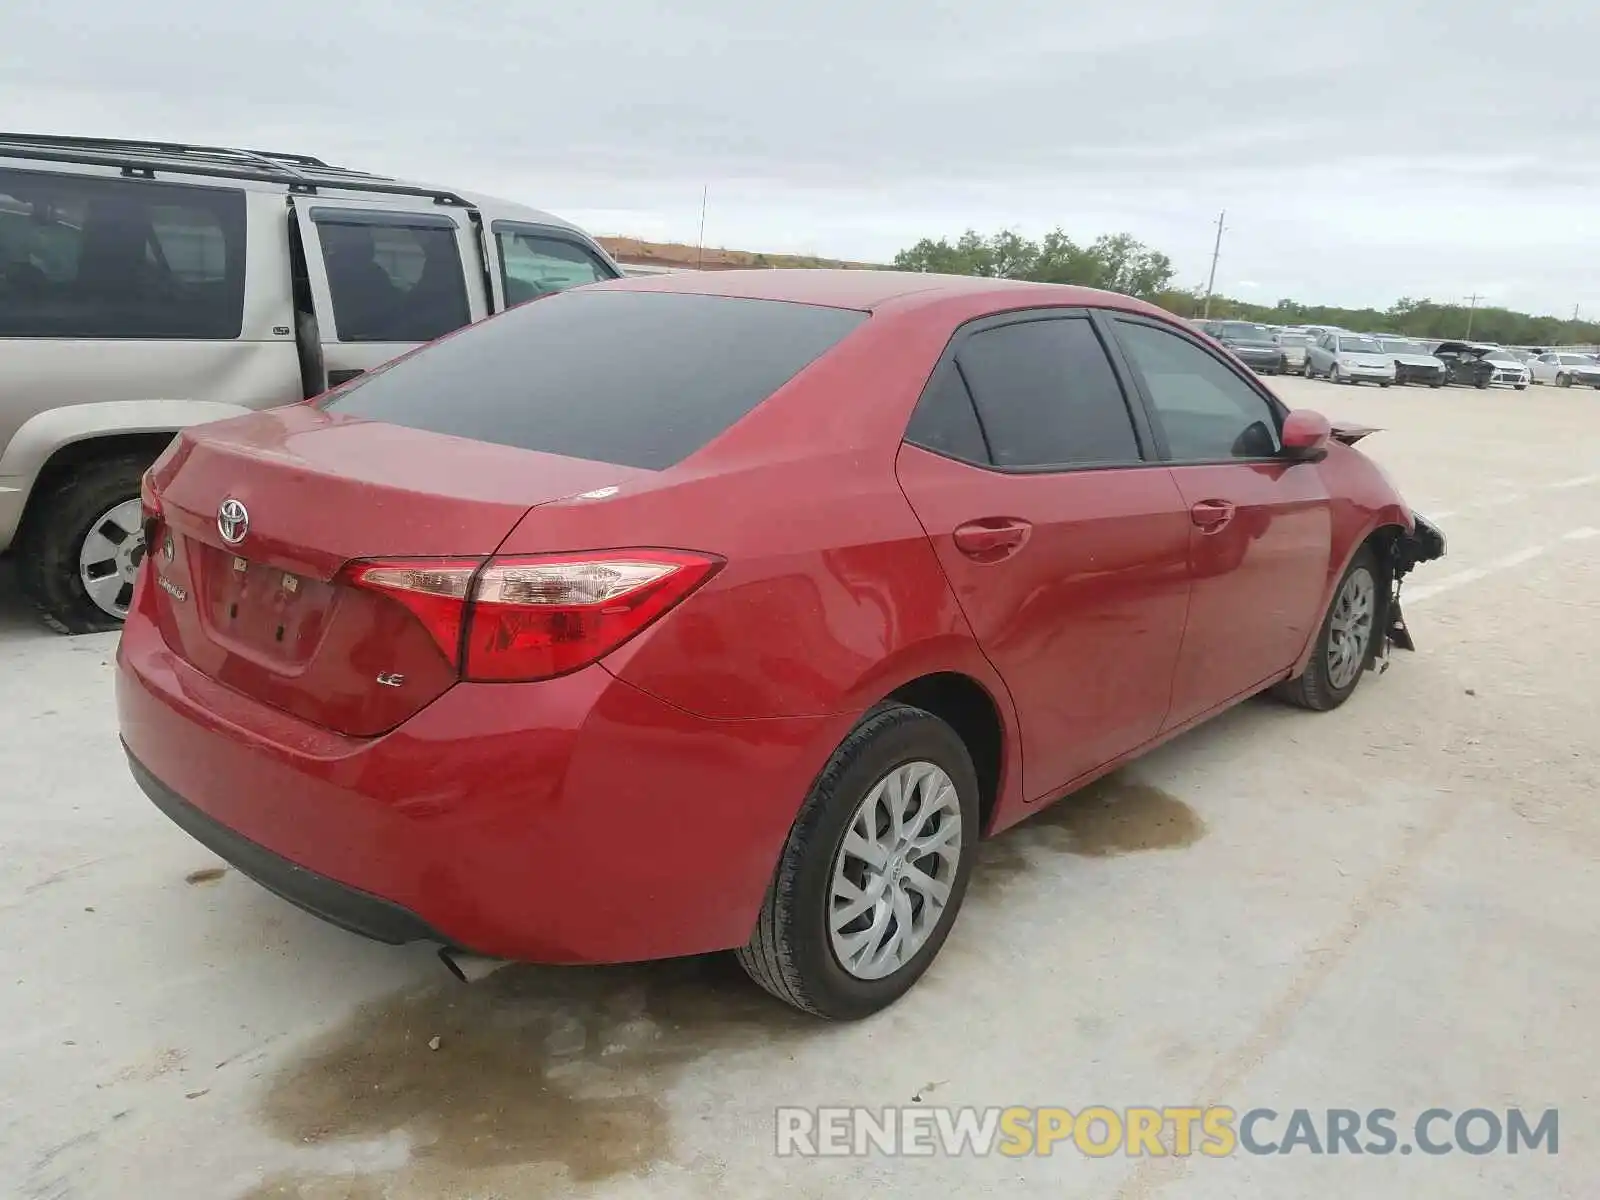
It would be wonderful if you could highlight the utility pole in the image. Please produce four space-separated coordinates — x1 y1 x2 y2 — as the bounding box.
695 185 708 271
1463 291 1484 338
1202 210 1226 318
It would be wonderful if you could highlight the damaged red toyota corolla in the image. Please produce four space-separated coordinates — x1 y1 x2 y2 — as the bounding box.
116 270 1445 1019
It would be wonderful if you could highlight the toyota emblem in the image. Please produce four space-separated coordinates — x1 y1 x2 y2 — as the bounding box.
217 497 250 546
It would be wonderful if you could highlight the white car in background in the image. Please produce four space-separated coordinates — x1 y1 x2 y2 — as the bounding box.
1529 352 1600 388
1274 330 1311 372
1303 332 1396 386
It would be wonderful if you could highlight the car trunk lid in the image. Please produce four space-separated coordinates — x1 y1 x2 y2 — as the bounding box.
142 405 643 735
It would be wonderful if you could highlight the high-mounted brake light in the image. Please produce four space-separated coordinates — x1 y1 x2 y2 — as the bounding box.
343 550 722 682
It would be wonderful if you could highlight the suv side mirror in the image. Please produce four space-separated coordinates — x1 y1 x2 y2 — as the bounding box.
1281 409 1332 462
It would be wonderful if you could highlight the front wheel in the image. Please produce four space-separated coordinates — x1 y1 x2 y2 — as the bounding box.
1303 359 1314 378
1380 381 1391 389
1515 384 1528 391
15 455 151 634
737 703 980 1019
1330 365 1343 385
1558 373 1573 388
1274 549 1379 712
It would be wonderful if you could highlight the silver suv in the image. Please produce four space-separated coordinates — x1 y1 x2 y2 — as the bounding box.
0 133 621 632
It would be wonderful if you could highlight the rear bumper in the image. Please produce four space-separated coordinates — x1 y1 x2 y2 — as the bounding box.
116 596 843 963
126 747 446 946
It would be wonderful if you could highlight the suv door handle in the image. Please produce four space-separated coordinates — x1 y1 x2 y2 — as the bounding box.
952 518 1032 561
1190 499 1236 532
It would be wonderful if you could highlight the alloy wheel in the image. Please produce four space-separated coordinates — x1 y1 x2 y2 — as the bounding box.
77 498 145 621
1326 566 1376 690
828 760 963 981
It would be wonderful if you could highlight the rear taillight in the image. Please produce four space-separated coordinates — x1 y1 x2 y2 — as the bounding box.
139 471 163 549
343 550 721 682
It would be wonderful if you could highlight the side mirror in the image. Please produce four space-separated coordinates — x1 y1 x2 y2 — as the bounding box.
1281 409 1332 462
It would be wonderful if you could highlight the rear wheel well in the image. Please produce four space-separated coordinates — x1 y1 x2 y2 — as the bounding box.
22 433 176 524
888 672 1003 834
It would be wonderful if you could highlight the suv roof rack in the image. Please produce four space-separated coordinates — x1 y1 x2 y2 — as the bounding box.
0 132 474 208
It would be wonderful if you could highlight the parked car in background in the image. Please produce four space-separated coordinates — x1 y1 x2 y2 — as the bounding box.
1205 320 1286 374
1377 337 1446 388
1529 351 1600 388
1435 342 1530 390
0 132 621 633
1275 331 1311 373
118 270 1445 1020
1304 332 1396 386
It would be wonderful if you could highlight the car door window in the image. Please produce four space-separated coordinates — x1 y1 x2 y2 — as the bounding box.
493 224 614 306
1114 319 1282 461
312 210 471 343
951 317 1141 468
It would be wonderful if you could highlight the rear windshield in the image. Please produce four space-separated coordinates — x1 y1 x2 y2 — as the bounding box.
320 290 867 469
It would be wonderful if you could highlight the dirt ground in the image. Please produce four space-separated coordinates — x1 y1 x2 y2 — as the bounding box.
1 375 1595 1199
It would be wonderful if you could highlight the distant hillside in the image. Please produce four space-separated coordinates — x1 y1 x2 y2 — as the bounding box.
597 237 883 272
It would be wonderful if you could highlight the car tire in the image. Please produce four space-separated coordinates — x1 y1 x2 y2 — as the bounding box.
1273 547 1380 712
14 454 151 635
1330 365 1342 385
1475 377 1490 389
1380 382 1391 388
1430 380 1444 388
1515 383 1528 391
736 702 980 1020
1558 373 1572 388
1303 359 1314 378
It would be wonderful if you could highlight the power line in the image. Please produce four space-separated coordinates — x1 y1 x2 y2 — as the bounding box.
1463 292 1485 338
696 185 708 271
1202 210 1226 319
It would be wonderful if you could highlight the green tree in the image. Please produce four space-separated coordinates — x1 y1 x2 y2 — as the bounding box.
895 227 1173 299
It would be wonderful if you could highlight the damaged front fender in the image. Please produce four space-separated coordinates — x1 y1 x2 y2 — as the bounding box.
1382 513 1448 655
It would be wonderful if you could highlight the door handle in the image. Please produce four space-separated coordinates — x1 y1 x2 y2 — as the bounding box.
1190 499 1236 532
952 518 1032 561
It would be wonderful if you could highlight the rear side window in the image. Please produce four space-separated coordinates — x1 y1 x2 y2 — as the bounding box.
494 223 615 306
312 210 471 343
904 367 989 464
321 290 867 470
954 317 1140 468
0 168 245 339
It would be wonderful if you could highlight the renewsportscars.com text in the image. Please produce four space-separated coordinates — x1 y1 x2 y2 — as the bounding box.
775 1105 1559 1158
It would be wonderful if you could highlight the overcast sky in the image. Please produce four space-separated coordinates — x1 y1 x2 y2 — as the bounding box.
6 0 1597 315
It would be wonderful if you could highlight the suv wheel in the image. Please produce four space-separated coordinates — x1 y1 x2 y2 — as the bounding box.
737 702 980 1019
16 455 150 634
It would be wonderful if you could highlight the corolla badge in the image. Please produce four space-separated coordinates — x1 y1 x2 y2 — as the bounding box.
217 497 249 546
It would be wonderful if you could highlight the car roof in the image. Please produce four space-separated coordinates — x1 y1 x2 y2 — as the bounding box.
591 268 1169 316
0 132 583 232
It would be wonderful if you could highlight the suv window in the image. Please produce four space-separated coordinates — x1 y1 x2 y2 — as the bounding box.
1114 319 1282 460
321 290 867 470
953 317 1140 468
494 224 614 306
312 210 471 343
0 168 245 339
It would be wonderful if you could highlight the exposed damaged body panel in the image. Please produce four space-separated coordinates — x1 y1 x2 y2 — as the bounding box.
1381 513 1447 658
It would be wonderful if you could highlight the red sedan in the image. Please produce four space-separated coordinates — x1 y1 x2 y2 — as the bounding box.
117 270 1444 1019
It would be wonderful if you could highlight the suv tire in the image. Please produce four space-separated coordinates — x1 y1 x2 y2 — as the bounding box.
16 455 150 634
